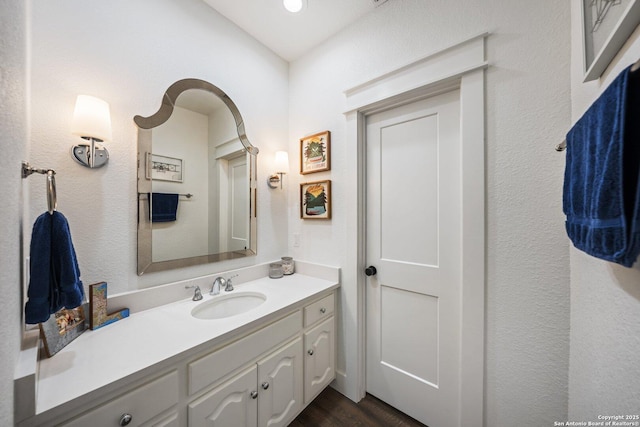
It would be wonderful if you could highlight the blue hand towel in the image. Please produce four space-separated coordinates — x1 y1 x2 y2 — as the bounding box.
25 211 85 324
619 66 640 266
149 192 179 222
563 65 640 267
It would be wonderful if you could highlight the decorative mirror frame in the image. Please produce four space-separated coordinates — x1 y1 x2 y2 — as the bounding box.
135 78 258 275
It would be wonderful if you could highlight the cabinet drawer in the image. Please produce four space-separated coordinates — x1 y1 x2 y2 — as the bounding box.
304 293 334 328
189 310 302 395
151 412 179 427
63 371 178 427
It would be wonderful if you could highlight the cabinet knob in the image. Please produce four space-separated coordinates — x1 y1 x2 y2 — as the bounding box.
320 307 326 314
261 381 269 390
250 390 258 399
308 349 314 356
119 414 133 426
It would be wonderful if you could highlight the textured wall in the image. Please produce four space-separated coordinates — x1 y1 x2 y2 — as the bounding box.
0 0 26 424
568 2 640 419
28 0 290 293
288 0 571 425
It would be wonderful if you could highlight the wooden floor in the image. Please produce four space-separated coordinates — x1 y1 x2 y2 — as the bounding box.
289 387 426 427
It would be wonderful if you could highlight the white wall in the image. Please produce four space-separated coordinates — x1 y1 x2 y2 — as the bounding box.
569 2 640 419
0 1 27 423
152 106 209 262
28 0 290 293
288 0 572 425
18 0 640 424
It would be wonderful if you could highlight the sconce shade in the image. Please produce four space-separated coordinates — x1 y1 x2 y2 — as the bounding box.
71 95 112 141
283 0 305 13
274 151 290 173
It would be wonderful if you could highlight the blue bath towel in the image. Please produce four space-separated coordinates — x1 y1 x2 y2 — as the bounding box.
149 192 179 222
563 65 640 267
25 211 85 324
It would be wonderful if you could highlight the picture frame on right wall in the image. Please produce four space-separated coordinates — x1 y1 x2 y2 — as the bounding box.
581 0 640 82
300 130 331 174
300 180 332 219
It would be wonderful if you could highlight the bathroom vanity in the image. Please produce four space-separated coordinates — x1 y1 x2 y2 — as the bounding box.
16 267 339 427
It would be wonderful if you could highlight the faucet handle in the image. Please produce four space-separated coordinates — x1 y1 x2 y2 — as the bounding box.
185 285 203 301
225 274 238 292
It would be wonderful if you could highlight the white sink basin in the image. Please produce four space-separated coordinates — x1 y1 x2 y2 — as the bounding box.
191 292 267 320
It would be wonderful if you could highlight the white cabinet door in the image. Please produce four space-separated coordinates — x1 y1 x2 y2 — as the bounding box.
188 365 258 427
257 338 303 427
304 317 335 404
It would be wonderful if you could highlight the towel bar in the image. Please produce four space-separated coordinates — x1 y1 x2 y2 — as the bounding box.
138 192 193 200
557 58 639 153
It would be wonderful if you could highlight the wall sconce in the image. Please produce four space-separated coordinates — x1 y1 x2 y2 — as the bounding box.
70 95 112 168
268 151 290 189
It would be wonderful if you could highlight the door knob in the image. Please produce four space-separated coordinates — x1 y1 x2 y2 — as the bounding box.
364 266 377 276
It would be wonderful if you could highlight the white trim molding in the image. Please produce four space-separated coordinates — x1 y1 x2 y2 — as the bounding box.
341 33 487 426
344 32 488 113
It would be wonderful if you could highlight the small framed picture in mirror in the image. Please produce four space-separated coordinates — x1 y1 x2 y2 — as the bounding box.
300 131 330 174
146 153 184 182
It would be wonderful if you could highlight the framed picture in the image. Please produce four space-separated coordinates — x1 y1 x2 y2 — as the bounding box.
39 305 87 358
300 131 330 174
301 180 331 219
581 0 640 82
146 153 184 182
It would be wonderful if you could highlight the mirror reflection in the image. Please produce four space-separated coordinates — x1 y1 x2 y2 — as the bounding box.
135 79 257 275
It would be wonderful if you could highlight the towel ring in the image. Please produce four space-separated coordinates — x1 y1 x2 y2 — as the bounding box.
22 161 58 215
46 170 57 214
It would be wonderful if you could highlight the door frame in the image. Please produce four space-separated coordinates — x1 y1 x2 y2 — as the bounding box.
341 33 488 426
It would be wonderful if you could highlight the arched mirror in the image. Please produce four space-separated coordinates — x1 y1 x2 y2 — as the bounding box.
135 79 258 275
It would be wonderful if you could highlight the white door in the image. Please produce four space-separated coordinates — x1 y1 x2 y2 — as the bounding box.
365 89 462 427
227 155 248 251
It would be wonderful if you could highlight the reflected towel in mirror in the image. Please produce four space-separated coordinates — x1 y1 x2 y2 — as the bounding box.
149 192 179 222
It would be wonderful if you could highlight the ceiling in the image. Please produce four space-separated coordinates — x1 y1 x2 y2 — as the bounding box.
202 0 388 61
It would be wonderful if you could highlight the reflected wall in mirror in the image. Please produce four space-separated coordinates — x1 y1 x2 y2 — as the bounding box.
135 79 258 275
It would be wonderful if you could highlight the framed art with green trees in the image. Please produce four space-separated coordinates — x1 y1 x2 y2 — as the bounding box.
300 180 331 219
300 130 330 174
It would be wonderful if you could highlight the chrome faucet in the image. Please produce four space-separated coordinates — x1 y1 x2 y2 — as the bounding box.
185 285 203 301
211 277 226 295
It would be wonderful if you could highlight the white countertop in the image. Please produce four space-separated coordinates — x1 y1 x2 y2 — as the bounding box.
35 273 338 416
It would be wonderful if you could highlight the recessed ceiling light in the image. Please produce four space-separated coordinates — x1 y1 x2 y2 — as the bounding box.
283 0 305 13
